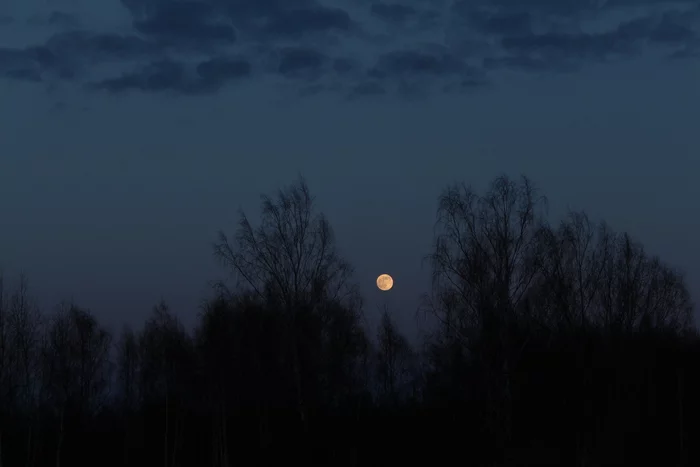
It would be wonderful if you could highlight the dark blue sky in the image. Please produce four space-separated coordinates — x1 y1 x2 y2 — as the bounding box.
1 0 699 335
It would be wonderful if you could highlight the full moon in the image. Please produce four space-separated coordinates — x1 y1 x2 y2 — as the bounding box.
376 274 394 291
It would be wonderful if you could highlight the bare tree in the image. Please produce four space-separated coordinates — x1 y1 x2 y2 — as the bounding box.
532 209 693 335
116 326 140 411
426 175 549 449
41 303 112 467
139 301 193 467
195 297 238 467
535 212 612 331
116 325 140 467
375 307 415 406
595 232 693 333
6 275 42 467
213 177 360 430
427 175 548 344
213 177 357 309
0 275 36 419
318 300 371 408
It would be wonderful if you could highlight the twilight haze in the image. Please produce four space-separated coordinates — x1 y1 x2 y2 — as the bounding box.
1 0 699 334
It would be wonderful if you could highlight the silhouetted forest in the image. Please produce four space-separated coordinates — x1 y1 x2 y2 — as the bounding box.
0 175 697 467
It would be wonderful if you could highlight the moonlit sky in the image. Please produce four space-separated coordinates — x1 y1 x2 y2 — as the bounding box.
1 0 699 336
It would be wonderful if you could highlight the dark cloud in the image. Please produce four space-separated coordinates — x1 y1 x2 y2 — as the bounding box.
501 32 623 62
370 1 443 33
496 11 698 71
2 0 699 98
119 0 353 41
0 48 39 77
132 2 236 49
0 14 13 26
451 0 700 19
211 0 315 21
467 10 533 36
0 30 159 83
668 39 700 58
47 11 81 29
370 47 465 78
91 60 188 93
46 31 157 61
262 6 353 38
483 55 578 73
277 47 327 78
366 45 488 96
91 56 252 94
348 81 386 99
442 76 492 94
0 45 75 82
196 56 251 85
649 11 697 44
332 58 356 74
5 68 43 82
370 3 419 23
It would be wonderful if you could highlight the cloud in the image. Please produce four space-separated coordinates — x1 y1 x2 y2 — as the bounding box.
46 31 158 61
91 55 252 94
92 59 187 93
446 0 700 73
47 11 81 29
490 10 698 71
348 80 387 99
1 0 699 98
371 48 463 77
0 29 159 84
370 3 419 23
277 47 327 78
261 6 354 39
196 56 251 86
131 2 237 49
0 45 77 82
366 44 487 95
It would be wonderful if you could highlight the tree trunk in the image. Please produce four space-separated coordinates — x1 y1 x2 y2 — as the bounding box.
171 406 180 467
678 368 685 467
56 408 64 467
289 310 307 434
220 403 228 467
211 410 218 467
293 340 307 429
26 422 36 467
124 413 129 467
26 424 33 467
164 393 169 467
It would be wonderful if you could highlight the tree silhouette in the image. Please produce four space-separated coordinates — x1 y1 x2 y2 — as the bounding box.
425 175 548 452
115 324 140 466
375 307 415 406
138 300 194 467
0 173 697 467
213 177 362 434
213 177 357 309
41 303 112 466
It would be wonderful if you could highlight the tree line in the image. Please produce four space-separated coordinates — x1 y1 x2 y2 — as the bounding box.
0 175 697 467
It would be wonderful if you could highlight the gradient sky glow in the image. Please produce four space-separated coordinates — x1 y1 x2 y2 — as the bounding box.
1 0 699 335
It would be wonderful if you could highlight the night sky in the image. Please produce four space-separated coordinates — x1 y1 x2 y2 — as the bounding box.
1 0 699 336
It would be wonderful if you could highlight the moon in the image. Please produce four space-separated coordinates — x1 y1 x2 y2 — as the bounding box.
376 274 394 291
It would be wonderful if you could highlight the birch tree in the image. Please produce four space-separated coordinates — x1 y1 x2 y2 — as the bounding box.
213 177 360 429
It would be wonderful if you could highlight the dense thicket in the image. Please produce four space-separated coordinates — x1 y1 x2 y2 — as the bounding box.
0 176 697 467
